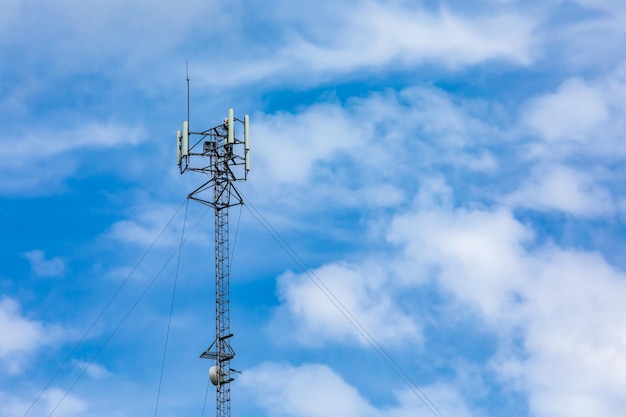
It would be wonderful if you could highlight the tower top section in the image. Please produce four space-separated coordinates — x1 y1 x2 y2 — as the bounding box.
177 107 250 182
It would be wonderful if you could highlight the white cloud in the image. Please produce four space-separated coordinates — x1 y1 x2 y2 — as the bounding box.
270 262 421 348
490 247 626 417
21 250 66 277
240 362 378 417
199 2 536 86
389 206 531 320
240 362 474 417
0 388 86 417
284 4 534 70
0 0 222 76
108 217 172 249
522 67 626 159
105 198 207 249
544 2 626 71
388 384 476 417
252 103 362 186
502 164 615 217
0 122 144 164
570 0 623 11
0 299 45 361
0 298 69 374
248 87 498 215
523 77 609 143
389 204 626 417
411 176 455 211
355 184 406 208
0 122 145 195
70 359 112 380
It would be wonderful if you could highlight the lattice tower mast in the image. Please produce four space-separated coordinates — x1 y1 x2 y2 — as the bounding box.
177 107 250 417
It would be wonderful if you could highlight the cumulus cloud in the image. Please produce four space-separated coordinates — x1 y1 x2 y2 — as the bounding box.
570 0 624 11
0 0 222 76
0 388 86 417
388 204 626 417
241 362 378 417
107 207 181 249
104 197 210 251
0 298 70 374
523 77 609 143
270 262 421 348
199 1 536 86
0 122 145 195
389 206 531 319
252 103 362 187
522 68 626 159
70 359 112 380
0 123 143 163
297 3 534 69
502 164 615 217
248 86 498 215
513 68 626 220
543 1 626 71
512 249 626 417
21 250 66 277
239 362 474 417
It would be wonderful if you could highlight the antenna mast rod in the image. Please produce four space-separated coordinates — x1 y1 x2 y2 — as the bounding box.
186 61 190 129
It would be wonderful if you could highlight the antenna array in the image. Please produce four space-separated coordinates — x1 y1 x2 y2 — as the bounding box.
178 102 250 417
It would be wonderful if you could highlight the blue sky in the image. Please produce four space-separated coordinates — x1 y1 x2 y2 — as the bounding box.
2 1 626 416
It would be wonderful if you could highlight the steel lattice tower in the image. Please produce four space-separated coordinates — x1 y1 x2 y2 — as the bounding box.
177 108 249 417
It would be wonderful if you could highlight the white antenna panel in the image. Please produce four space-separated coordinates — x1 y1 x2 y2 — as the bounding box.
244 115 250 171
177 130 182 166
228 108 234 144
182 120 189 157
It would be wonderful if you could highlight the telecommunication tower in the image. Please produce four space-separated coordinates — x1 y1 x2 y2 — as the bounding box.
177 103 250 417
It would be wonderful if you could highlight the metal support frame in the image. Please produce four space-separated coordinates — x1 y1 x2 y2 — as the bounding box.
181 113 247 417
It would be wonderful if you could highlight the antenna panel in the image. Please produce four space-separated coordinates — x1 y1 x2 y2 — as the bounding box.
244 115 250 171
228 108 234 144
177 130 182 166
182 121 189 157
